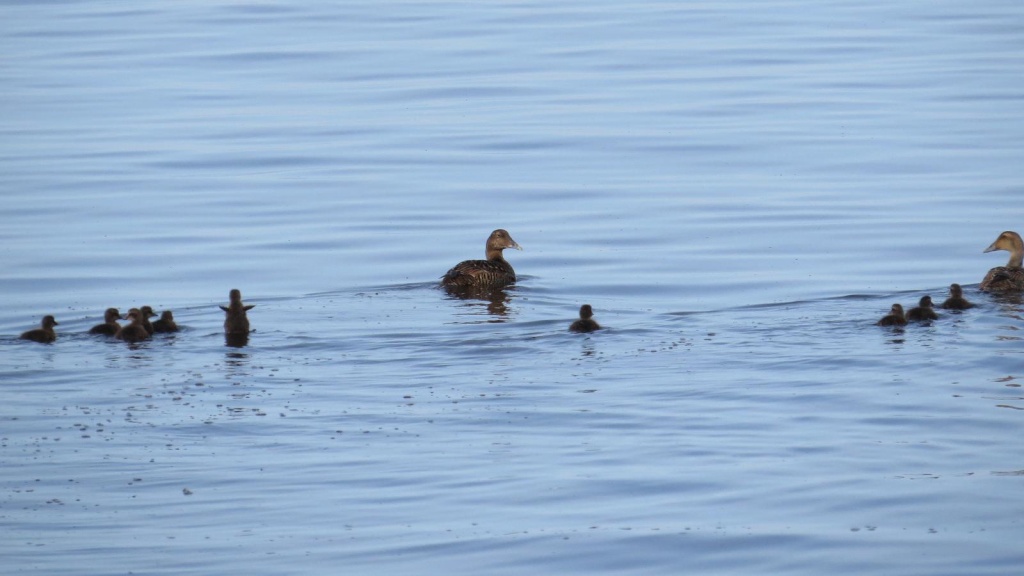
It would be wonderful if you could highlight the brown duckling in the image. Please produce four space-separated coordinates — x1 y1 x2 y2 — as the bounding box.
88 307 121 336
116 308 152 343
905 296 939 321
151 310 179 333
940 283 974 310
139 305 157 335
441 229 522 290
569 304 602 333
980 230 1024 292
876 304 907 327
20 315 58 343
220 289 254 335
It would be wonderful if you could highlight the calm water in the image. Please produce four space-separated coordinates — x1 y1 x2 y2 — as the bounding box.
2 1 1023 574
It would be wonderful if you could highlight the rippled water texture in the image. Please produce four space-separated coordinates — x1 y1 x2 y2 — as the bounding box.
2 1 1022 574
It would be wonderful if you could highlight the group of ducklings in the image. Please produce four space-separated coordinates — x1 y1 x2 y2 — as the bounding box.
17 229 1023 343
18 289 254 345
877 230 1023 326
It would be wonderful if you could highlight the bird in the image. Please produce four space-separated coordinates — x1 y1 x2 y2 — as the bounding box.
151 310 179 333
88 308 121 336
876 304 907 327
116 309 152 343
220 289 254 335
569 304 601 333
441 229 522 290
139 305 157 335
905 296 939 321
20 315 58 343
940 283 974 310
980 230 1024 292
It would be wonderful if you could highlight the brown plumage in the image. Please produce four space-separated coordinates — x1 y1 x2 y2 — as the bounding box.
88 308 121 336
980 231 1024 292
905 296 939 321
569 304 601 333
220 289 254 335
139 306 157 335
876 304 907 327
116 309 152 343
441 229 522 290
20 315 58 343
151 310 179 333
940 283 974 310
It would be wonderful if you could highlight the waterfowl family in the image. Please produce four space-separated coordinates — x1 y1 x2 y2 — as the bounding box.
151 310 179 333
116 309 152 343
876 304 907 327
88 308 121 336
220 289 254 335
20 315 58 343
980 231 1024 292
442 229 522 290
905 296 938 321
940 283 974 310
569 304 601 333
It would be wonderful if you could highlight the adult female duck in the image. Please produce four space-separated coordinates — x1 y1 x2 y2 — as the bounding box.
980 231 1024 292
441 229 522 290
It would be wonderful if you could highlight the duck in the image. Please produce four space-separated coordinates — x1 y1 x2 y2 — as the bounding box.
139 305 157 335
151 310 179 333
905 296 938 321
116 309 152 343
441 229 522 290
220 289 254 335
940 283 974 310
569 304 601 333
876 304 907 327
980 230 1024 292
88 308 121 336
20 315 58 343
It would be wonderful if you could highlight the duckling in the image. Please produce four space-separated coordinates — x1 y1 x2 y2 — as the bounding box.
88 308 121 336
980 230 1024 292
116 309 152 343
940 283 974 310
905 296 939 321
151 310 179 333
876 304 907 327
220 289 254 335
569 304 602 333
441 229 522 290
20 315 58 343
139 305 157 335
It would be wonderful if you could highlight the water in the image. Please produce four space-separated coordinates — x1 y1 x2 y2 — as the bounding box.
2 1 1023 574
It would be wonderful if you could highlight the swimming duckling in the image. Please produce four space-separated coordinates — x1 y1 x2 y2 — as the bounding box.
876 304 907 327
980 231 1024 292
151 310 179 333
569 304 601 333
88 308 121 336
940 283 974 310
220 289 254 335
441 229 522 290
116 309 152 343
20 315 58 343
139 305 157 335
905 296 939 321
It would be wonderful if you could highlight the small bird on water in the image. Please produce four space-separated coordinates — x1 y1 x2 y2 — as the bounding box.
569 304 601 333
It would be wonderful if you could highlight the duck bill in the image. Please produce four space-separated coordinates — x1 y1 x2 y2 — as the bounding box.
983 241 1000 253
509 240 523 251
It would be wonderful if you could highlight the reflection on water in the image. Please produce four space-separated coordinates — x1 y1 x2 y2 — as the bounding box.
443 286 515 320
